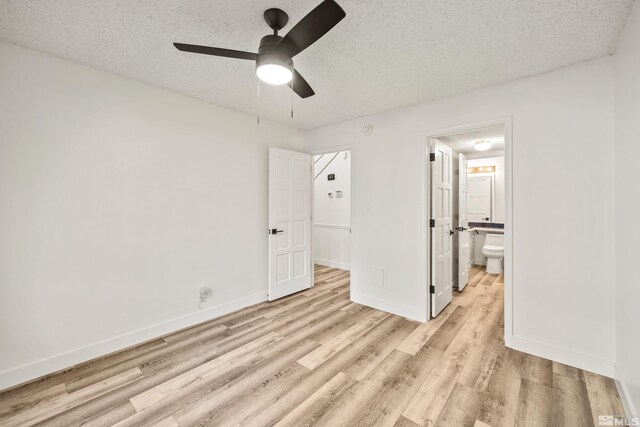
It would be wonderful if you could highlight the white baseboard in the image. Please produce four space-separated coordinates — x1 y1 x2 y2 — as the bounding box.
351 291 426 323
509 334 616 378
615 367 638 418
0 291 267 391
314 258 351 271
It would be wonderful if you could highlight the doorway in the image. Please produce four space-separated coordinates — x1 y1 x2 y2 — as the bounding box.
267 147 352 302
424 118 512 344
312 150 352 272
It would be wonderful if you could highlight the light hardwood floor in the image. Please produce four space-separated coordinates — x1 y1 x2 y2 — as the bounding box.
0 265 624 426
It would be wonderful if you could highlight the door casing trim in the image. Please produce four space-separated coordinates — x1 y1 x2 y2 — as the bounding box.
422 117 513 346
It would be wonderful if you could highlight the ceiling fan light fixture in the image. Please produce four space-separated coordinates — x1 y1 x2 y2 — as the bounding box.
474 140 492 151
256 64 293 85
256 53 293 85
174 0 346 98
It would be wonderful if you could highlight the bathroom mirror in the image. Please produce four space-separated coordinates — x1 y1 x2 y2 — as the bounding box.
466 156 505 224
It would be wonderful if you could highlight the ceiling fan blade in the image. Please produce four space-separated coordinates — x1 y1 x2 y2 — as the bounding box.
173 43 257 60
289 69 315 98
276 0 345 58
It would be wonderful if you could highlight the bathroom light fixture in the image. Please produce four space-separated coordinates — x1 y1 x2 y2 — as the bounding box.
256 53 293 85
469 166 496 174
473 140 492 151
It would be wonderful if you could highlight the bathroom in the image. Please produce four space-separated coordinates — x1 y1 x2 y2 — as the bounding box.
466 154 505 274
433 124 506 297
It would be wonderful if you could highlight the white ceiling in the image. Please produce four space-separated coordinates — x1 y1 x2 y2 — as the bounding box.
0 0 634 130
437 125 505 155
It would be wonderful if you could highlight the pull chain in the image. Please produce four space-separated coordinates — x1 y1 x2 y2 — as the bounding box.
257 79 261 125
290 65 294 119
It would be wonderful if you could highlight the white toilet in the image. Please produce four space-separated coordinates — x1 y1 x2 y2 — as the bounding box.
482 233 504 274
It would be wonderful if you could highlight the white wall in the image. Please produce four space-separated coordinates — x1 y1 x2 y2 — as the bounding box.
0 41 305 390
314 152 351 226
313 152 351 270
467 156 505 223
614 1 640 416
471 233 486 266
306 56 616 376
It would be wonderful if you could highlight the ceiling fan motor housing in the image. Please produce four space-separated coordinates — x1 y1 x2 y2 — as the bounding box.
257 34 293 72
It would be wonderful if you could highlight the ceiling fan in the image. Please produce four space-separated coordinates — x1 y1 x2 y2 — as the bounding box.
173 0 346 99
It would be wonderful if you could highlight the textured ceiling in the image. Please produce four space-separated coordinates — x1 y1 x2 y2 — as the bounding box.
0 0 635 130
439 126 505 154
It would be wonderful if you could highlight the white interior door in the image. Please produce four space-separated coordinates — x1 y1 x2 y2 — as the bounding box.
458 154 470 291
431 141 453 317
468 176 492 222
268 147 312 300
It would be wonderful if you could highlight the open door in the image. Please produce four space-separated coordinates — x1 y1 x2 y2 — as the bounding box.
468 176 492 222
458 154 470 291
431 141 453 317
268 147 312 300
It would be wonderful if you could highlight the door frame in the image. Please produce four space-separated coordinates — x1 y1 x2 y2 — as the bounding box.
309 144 354 298
422 117 513 346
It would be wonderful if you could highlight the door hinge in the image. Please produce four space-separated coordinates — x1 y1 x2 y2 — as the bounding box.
429 219 435 228
429 153 435 161
429 285 435 294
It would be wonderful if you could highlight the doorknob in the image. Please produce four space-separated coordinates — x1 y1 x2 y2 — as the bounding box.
268 228 284 235
449 230 455 236
455 226 469 232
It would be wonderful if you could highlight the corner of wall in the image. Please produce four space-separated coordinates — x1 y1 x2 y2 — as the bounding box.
351 291 427 323
615 367 639 419
509 335 616 378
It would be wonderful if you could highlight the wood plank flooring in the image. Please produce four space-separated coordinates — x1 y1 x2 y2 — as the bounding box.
0 265 624 426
